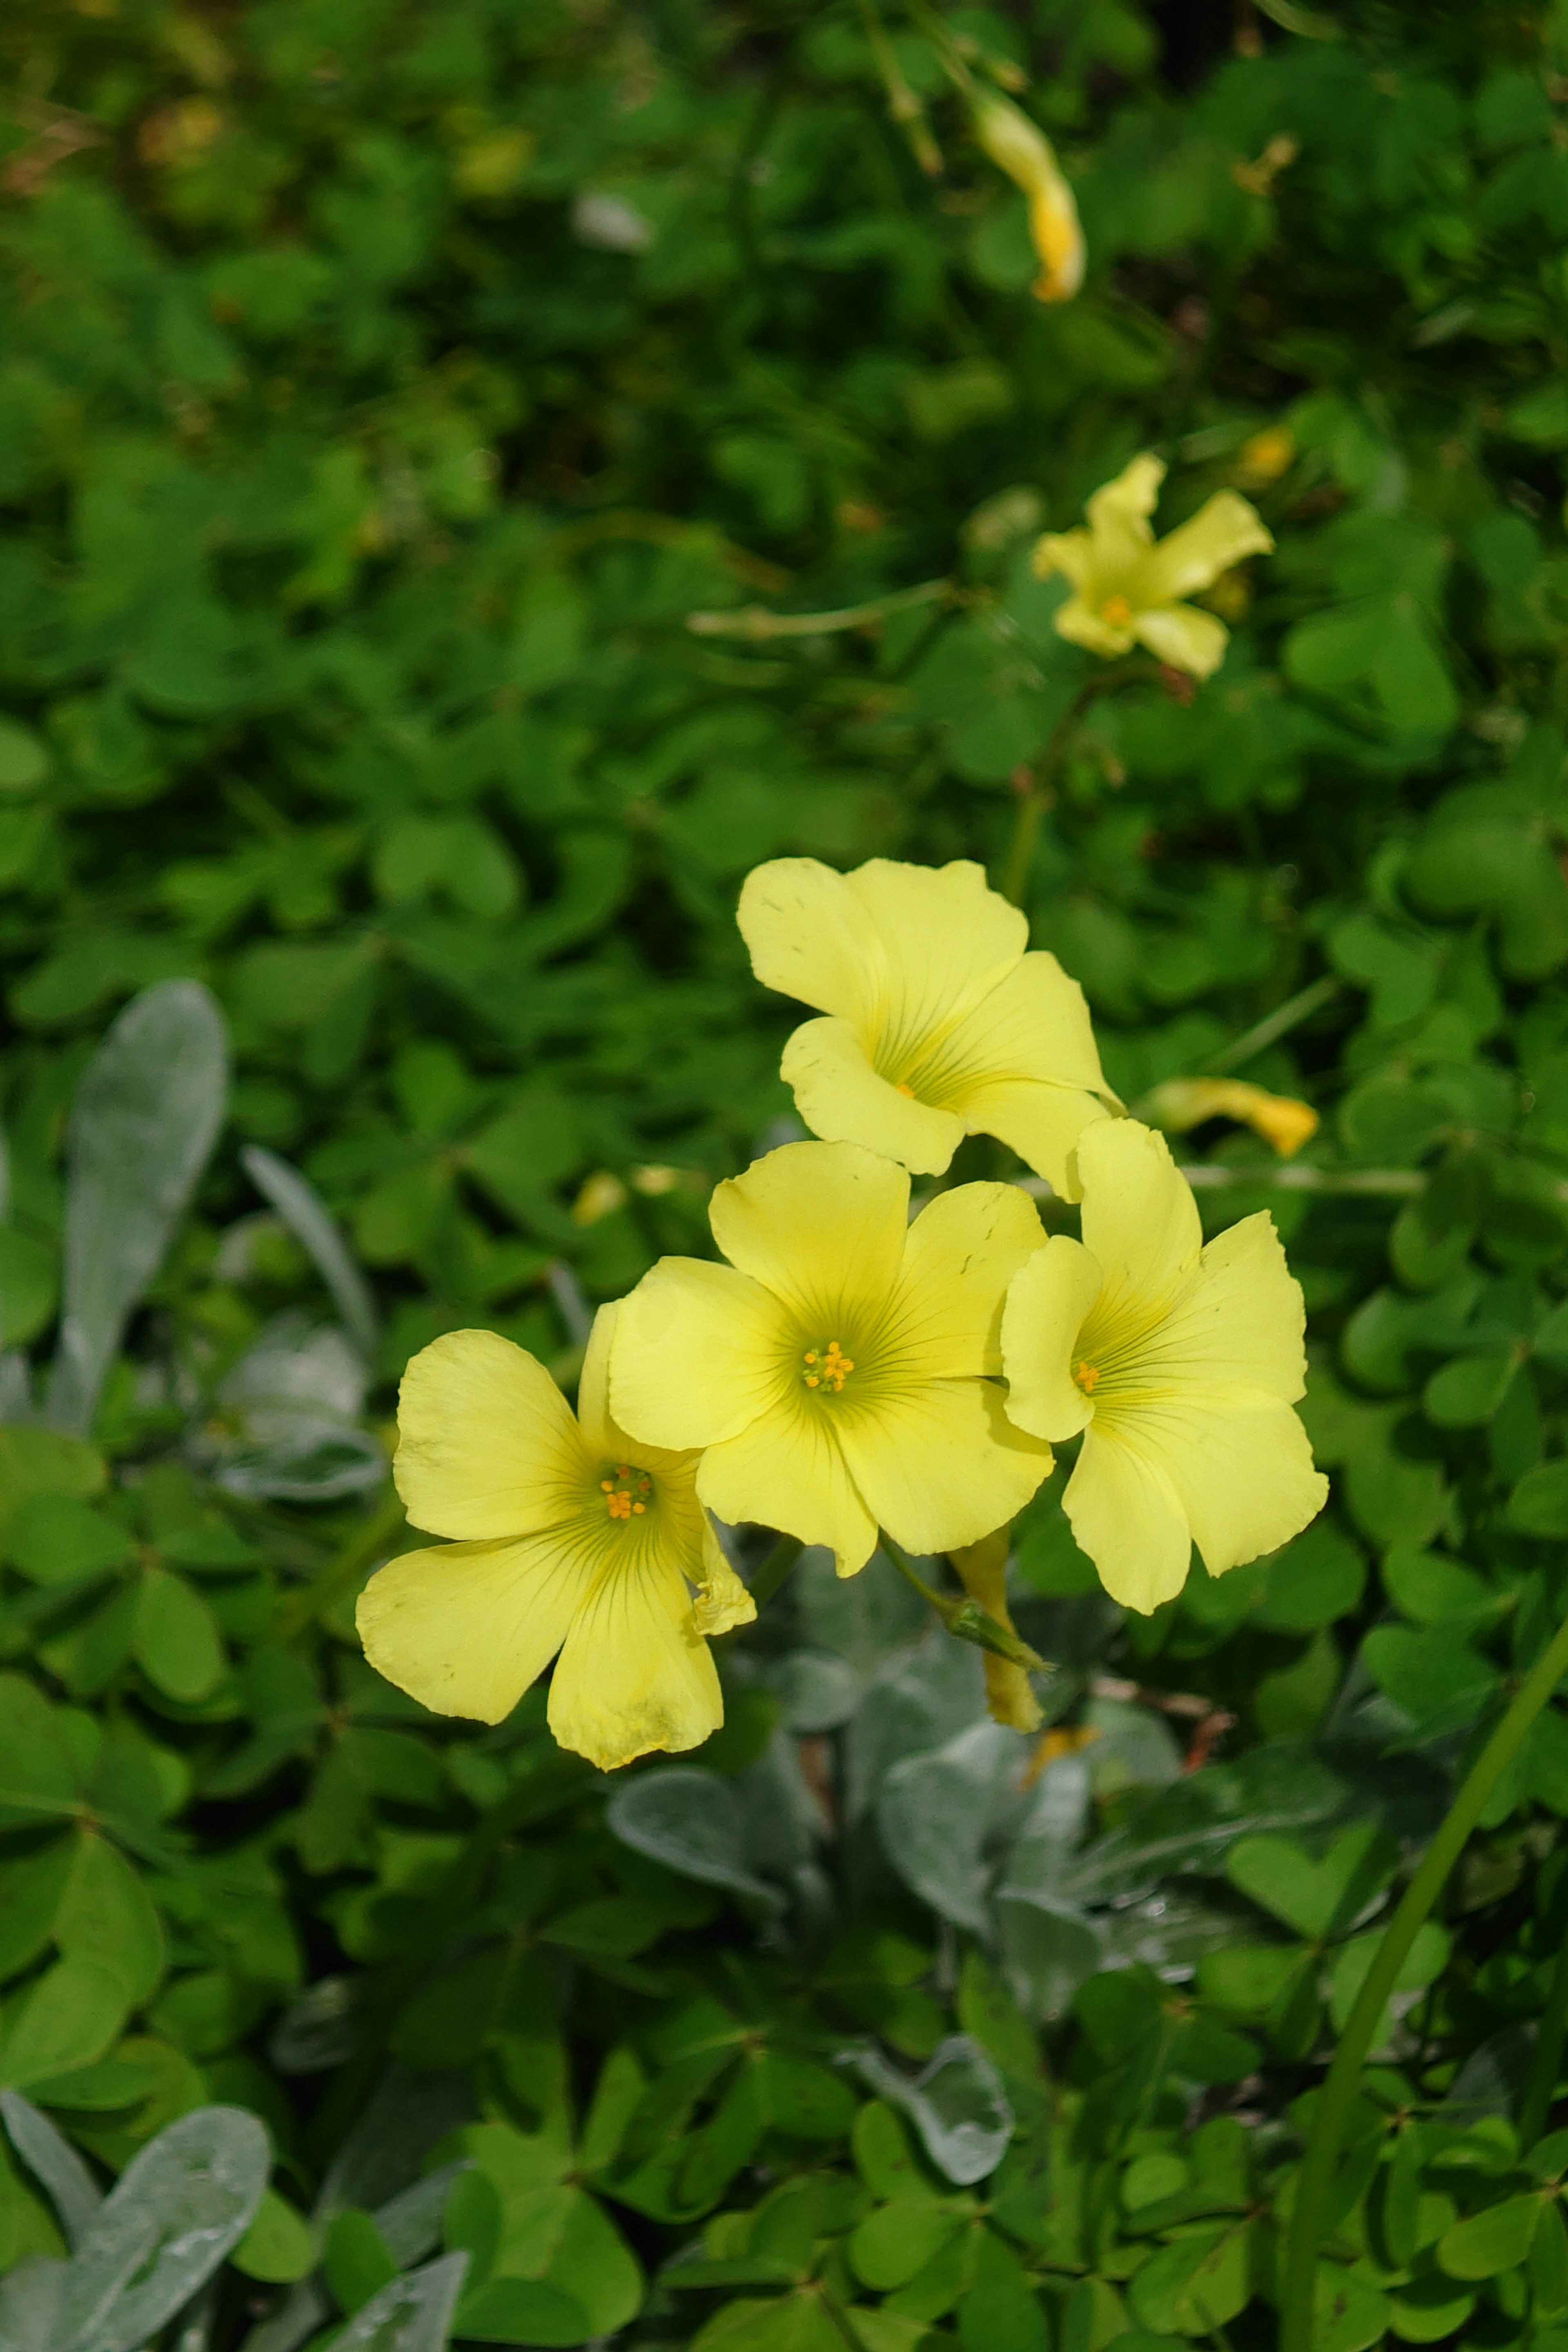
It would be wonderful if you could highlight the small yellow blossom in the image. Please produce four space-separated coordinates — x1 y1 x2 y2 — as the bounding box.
949 1528 1042 1732
1031 453 1274 681
738 857 1118 1195
356 1308 753 1768
971 93 1084 303
610 1140 1054 1578
1144 1076 1319 1159
1236 424 1296 488
572 1171 628 1225
1000 1120 1327 1615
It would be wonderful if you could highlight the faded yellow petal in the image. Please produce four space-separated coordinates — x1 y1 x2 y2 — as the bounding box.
1074 1120 1202 1324
837 1379 1052 1562
1062 1423 1193 1612
882 1181 1045 1380
694 1524 757 1636
1000 1235 1103 1442
696 1399 878 1578
970 94 1083 305
395 1329 586 1541
781 1016 966 1175
951 1528 1042 1733
1138 489 1273 605
738 857 884 1026
709 1140 909 1330
356 1530 595 1724
1131 601 1230 680
1145 1075 1318 1158
548 1552 723 1771
1155 1212 1310 1401
611 1256 789 1451
1051 592 1138 659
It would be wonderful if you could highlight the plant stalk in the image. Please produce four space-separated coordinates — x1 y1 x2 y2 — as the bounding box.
1000 669 1147 907
879 1530 1045 1668
1280 1610 1568 2351
748 1532 805 1610
1521 1911 1568 2147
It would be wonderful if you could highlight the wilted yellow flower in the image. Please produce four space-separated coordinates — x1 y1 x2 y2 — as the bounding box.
1000 1120 1326 1614
610 1140 1054 1578
1031 453 1273 680
738 857 1117 1196
1144 1075 1318 1158
971 93 1084 303
950 1528 1042 1732
356 1308 753 1768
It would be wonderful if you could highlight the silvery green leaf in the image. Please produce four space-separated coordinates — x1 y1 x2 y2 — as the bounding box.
607 1768 782 1911
848 2035 1013 2186
1059 1741 1346 1908
317 2066 474 2221
999 1892 1106 2022
1001 1752 1092 1898
266 1975 360 2076
1440 2024 1535 2122
376 2163 470 2268
1097 1890 1241 1981
0 2255 66 2352
0 2089 102 2247
221 1313 368 1420
768 1647 862 1733
60 2105 267 2352
331 2252 469 2351
241 1146 378 1363
1081 1696 1182 1797
209 1414 387 1503
793 1546 928 1673
46 982 227 1437
877 1719 1026 1933
196 1314 384 1501
846 1626 985 1822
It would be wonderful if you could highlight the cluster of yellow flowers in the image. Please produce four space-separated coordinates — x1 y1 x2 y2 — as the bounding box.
359 858 1327 1772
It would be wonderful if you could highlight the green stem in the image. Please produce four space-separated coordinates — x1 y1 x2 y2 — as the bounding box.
278 1483 405 1641
687 578 951 641
1000 669 1148 907
748 1532 805 1610
1521 1911 1568 2147
1205 975 1343 1077
1280 1611 1568 2352
878 1530 1045 1669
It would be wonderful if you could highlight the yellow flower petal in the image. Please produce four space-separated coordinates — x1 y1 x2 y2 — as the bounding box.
1000 1235 1103 1441
1154 1394 1328 1577
356 1530 594 1724
943 950 1110 1098
969 93 1084 305
958 1080 1113 1198
846 858 1028 1042
837 1378 1052 1561
1030 527 1095 592
886 1182 1045 1380
1062 1425 1192 1613
737 857 886 1025
394 1330 586 1541
781 1016 965 1177
1074 1120 1202 1322
548 1552 723 1771
696 1401 878 1577
1138 490 1274 606
610 1257 788 1451
1051 595 1138 658
1131 601 1231 680
1086 453 1165 550
1154 1211 1308 1400
709 1140 909 1329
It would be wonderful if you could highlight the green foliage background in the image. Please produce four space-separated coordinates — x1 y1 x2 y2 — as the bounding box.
8 0 1568 2345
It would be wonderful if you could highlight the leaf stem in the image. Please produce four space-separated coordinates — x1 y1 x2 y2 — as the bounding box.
879 1530 1045 1668
1205 974 1343 1076
1000 668 1149 907
1521 1906 1568 2146
1280 1611 1568 2352
748 1532 805 1610
686 578 952 641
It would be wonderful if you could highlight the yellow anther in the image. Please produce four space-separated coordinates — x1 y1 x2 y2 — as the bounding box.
599 1479 614 1491
1100 592 1133 627
1074 1361 1100 1394
632 1501 646 1515
895 1081 915 1098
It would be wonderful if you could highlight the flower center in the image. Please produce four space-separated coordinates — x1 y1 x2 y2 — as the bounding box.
599 1463 652 1521
1099 592 1133 626
1073 1361 1100 1394
802 1340 855 1394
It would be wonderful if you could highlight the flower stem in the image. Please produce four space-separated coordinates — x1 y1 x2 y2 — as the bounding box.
1521 1909 1568 2147
1000 668 1147 908
748 1532 805 1610
1205 974 1343 1077
1280 1611 1568 2352
879 1530 1046 1669
687 578 951 641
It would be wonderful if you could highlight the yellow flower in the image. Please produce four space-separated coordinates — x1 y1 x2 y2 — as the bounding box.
1000 1120 1327 1615
1143 1075 1319 1159
610 1140 1054 1578
971 93 1084 303
738 857 1118 1195
1031 453 1273 680
356 1307 753 1769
